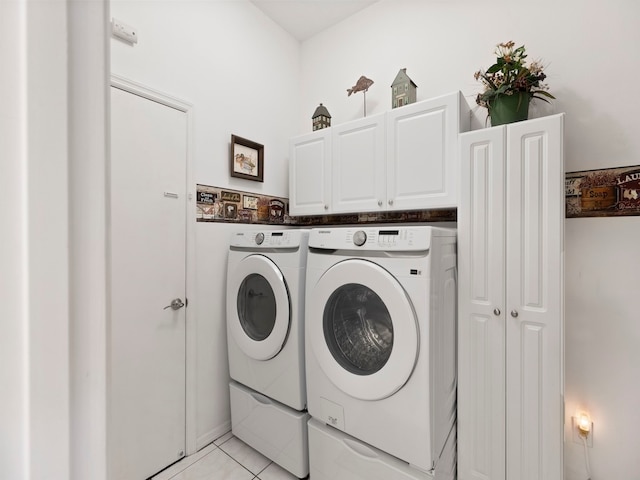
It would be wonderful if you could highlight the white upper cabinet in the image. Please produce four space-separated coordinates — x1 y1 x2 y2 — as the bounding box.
332 112 386 213
289 91 469 216
289 129 331 216
458 114 565 480
387 91 468 210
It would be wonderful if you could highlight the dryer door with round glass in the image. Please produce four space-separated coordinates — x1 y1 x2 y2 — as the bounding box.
307 259 419 401
228 254 290 361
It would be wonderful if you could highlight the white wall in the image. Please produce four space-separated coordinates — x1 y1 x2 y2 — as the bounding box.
298 1 640 478
1 2 30 477
110 0 300 448
107 0 640 476
1 1 72 477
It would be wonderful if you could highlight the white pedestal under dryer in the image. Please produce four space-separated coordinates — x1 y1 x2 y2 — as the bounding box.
226 229 310 478
305 226 457 476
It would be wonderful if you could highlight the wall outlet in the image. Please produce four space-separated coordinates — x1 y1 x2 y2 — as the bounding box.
112 18 138 44
572 416 593 447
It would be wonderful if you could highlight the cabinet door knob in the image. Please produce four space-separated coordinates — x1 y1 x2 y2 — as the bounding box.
388 199 394 206
378 200 383 207
324 204 328 210
493 308 501 316
510 310 519 318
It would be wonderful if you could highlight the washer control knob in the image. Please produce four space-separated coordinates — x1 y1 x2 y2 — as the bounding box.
255 232 265 245
353 230 367 247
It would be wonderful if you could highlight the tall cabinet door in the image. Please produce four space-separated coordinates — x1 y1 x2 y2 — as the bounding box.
331 113 386 213
458 126 507 480
289 130 331 216
505 114 564 480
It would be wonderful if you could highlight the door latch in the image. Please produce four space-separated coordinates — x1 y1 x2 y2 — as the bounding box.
163 298 185 310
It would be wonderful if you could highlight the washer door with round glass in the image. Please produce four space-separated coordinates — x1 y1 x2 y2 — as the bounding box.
308 259 419 401
228 254 290 361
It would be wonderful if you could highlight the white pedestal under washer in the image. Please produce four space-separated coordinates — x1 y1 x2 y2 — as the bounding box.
305 226 457 475
226 229 310 478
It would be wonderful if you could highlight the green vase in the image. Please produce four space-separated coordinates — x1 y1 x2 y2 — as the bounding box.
489 93 530 126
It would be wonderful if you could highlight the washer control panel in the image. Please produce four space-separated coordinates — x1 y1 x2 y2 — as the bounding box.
352 230 367 247
309 226 454 251
347 228 412 248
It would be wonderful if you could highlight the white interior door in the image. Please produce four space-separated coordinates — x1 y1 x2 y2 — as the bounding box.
110 86 187 480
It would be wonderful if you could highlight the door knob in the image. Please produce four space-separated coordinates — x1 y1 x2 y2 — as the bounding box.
164 298 185 310
510 310 519 318
493 308 501 316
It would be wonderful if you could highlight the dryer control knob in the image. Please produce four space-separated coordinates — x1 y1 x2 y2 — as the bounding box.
255 232 265 245
353 230 367 247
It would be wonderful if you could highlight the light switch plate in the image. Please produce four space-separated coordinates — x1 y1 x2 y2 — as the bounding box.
112 18 138 44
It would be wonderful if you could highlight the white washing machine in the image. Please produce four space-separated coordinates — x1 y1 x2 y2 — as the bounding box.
305 226 457 476
226 229 310 478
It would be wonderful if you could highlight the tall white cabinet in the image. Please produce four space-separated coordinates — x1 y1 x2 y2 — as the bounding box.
458 114 565 480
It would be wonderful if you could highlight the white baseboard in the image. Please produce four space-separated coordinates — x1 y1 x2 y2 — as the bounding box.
197 421 231 451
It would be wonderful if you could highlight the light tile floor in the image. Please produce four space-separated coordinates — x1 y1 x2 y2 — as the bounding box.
151 431 304 480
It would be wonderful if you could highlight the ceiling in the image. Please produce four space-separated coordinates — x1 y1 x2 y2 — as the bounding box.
250 0 380 42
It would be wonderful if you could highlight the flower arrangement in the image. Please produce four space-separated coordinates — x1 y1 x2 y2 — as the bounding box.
474 41 555 112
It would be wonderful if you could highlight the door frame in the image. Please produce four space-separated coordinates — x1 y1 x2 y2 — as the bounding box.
109 74 197 456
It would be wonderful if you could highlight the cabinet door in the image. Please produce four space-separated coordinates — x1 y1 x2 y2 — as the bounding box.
289 130 331 216
458 126 507 480
386 92 468 210
331 113 385 213
505 114 564 480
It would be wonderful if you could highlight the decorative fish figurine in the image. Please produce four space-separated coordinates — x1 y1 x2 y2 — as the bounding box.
347 76 374 96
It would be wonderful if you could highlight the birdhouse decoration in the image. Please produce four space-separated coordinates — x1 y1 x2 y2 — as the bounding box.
391 68 417 108
312 103 332 131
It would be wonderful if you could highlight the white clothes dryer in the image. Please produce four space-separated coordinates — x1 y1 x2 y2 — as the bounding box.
226 229 309 410
305 226 457 474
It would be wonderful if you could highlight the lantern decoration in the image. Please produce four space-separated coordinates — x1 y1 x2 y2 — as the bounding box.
312 103 332 131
